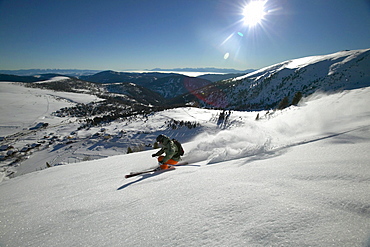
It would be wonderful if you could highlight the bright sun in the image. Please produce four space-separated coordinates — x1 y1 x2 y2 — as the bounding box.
242 0 267 26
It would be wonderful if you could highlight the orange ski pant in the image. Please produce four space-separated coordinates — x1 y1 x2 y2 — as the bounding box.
158 156 178 169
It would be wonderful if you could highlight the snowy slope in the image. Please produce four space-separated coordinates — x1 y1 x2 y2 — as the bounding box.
1 87 370 246
190 48 370 109
0 81 227 178
0 82 102 136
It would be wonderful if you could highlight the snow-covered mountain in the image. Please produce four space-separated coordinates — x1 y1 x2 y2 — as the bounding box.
1 48 369 177
2 48 369 111
80 70 213 99
0 69 101 77
21 76 169 107
0 81 369 246
1 48 370 246
185 48 370 109
148 67 255 74
0 71 213 103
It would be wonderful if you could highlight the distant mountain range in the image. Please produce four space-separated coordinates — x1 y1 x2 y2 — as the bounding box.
0 70 243 101
148 67 255 74
0 68 254 77
79 70 214 99
1 48 369 111
0 69 101 77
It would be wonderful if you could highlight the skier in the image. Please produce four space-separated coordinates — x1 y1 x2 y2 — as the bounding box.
125 134 185 178
152 134 181 170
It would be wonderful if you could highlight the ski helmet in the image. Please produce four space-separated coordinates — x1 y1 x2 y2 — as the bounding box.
156 134 165 143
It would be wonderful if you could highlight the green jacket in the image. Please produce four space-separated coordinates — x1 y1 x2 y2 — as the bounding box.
154 136 180 163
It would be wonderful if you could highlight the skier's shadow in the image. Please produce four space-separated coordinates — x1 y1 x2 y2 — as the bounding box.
117 163 200 190
117 171 172 190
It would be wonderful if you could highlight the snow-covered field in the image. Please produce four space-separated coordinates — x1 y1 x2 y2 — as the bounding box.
0 82 370 246
0 82 108 177
0 82 101 136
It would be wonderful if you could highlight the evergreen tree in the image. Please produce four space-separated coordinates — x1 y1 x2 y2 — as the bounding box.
277 96 290 110
292 92 303 105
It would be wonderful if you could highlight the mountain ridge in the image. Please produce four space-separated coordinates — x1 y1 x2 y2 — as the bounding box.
182 48 370 109
148 67 255 73
1 48 369 111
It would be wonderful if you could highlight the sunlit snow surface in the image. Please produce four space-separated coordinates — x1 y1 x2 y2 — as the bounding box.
0 81 102 136
0 83 370 246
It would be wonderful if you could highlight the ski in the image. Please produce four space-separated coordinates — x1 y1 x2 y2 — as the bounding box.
125 169 156 178
125 162 189 179
125 166 175 179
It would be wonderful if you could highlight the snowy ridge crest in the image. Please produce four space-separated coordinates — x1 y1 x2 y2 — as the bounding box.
191 48 370 110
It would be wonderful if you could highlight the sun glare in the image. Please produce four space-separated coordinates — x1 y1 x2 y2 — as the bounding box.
242 0 267 26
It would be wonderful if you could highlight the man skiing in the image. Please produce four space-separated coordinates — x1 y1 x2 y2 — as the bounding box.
125 135 185 178
152 134 180 170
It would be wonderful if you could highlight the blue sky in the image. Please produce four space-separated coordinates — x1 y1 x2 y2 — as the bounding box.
0 0 369 71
